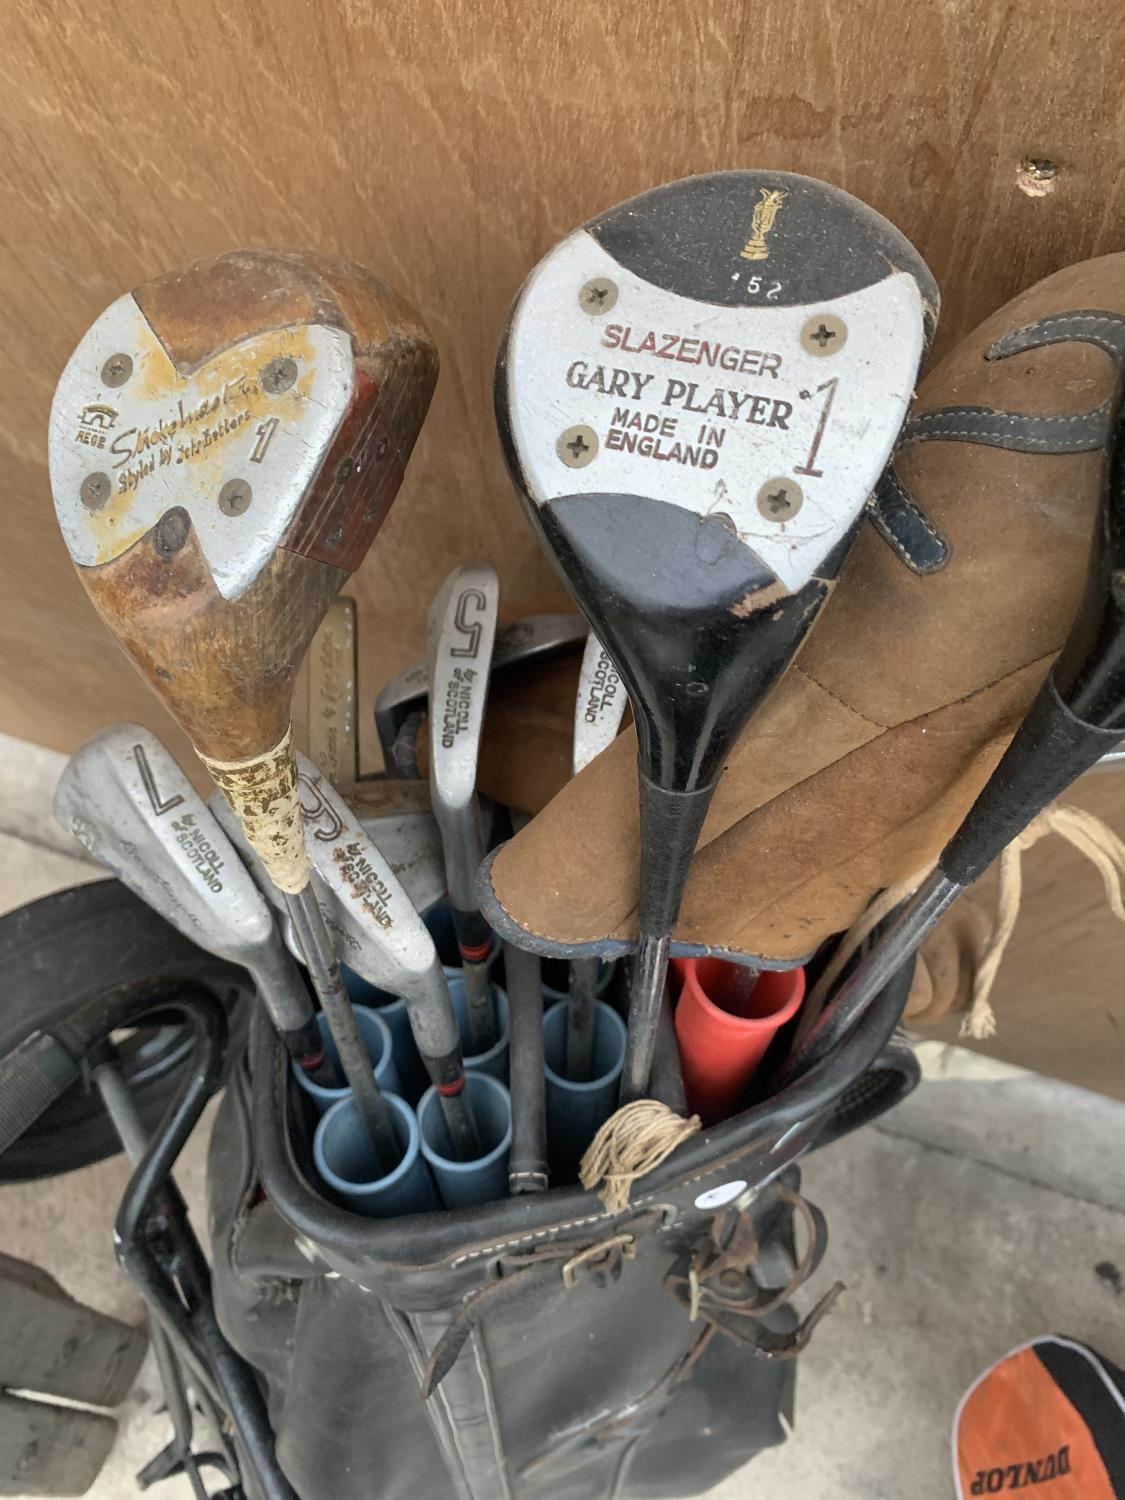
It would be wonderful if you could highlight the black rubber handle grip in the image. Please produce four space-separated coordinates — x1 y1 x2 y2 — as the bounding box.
0 1032 82 1156
940 675 1123 889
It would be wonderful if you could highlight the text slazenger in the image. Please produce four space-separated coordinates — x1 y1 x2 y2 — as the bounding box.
602 325 782 379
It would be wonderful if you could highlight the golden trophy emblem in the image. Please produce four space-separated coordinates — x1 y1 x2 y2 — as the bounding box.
740 188 787 262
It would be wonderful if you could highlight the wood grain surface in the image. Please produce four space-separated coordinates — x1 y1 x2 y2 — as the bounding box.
1 1 1125 1083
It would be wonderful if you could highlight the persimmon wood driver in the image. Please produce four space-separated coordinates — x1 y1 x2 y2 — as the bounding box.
495 172 937 1100
784 367 1125 1084
48 249 438 1173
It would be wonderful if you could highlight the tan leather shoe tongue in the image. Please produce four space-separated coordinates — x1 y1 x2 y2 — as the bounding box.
482 253 1125 965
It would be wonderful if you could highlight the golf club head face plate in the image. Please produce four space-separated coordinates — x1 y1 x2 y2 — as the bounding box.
373 611 584 761
427 563 500 818
49 293 356 601
573 633 627 773
497 170 934 595
54 724 273 960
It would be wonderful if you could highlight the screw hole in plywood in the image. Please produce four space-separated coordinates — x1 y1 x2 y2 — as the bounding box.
1016 158 1058 197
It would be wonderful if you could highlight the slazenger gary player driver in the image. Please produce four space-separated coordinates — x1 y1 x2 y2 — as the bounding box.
49 249 438 1170
495 172 938 1100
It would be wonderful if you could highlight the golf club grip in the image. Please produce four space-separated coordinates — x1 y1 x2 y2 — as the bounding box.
0 1032 82 1155
940 673 1124 889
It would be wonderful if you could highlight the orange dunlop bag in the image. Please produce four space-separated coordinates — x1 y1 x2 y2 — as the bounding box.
955 1337 1125 1497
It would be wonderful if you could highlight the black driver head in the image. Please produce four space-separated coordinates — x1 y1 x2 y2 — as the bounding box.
496 170 938 793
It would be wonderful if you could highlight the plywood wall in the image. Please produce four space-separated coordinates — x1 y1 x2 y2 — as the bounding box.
1 0 1124 1083
3 0 1123 770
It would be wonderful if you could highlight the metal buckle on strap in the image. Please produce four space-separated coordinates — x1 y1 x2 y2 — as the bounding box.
561 1233 637 1289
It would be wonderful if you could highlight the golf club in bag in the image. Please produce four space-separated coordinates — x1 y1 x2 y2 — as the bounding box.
0 180 936 1498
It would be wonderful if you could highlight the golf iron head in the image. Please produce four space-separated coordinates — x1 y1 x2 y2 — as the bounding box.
54 724 324 1066
573 632 628 775
215 756 481 1157
375 610 586 772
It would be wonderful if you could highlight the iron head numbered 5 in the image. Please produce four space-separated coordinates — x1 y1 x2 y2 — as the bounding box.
427 563 500 911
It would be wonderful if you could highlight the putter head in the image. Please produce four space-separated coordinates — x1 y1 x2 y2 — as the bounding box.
496 171 937 791
426 563 500 909
373 611 584 765
54 724 277 968
49 250 438 763
573 633 627 774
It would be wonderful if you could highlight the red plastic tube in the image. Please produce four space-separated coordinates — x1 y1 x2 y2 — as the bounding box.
674 958 805 1124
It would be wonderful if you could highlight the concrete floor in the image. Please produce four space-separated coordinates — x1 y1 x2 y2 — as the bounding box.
2 731 1124 1499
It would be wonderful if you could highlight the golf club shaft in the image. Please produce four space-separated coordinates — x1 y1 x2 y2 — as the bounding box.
460 949 497 1055
565 958 598 1081
284 886 400 1174
621 779 715 1102
435 1084 483 1163
622 934 671 1102
780 872 962 1084
790 675 1125 1083
245 949 337 1088
650 975 688 1116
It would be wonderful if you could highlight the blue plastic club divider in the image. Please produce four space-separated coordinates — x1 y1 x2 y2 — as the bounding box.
446 977 509 1081
340 965 428 1104
539 958 616 1008
291 1004 401 1116
314 1092 438 1218
417 1072 512 1209
542 1000 628 1184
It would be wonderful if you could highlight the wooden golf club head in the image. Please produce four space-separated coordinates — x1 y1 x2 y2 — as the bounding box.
49 249 438 886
